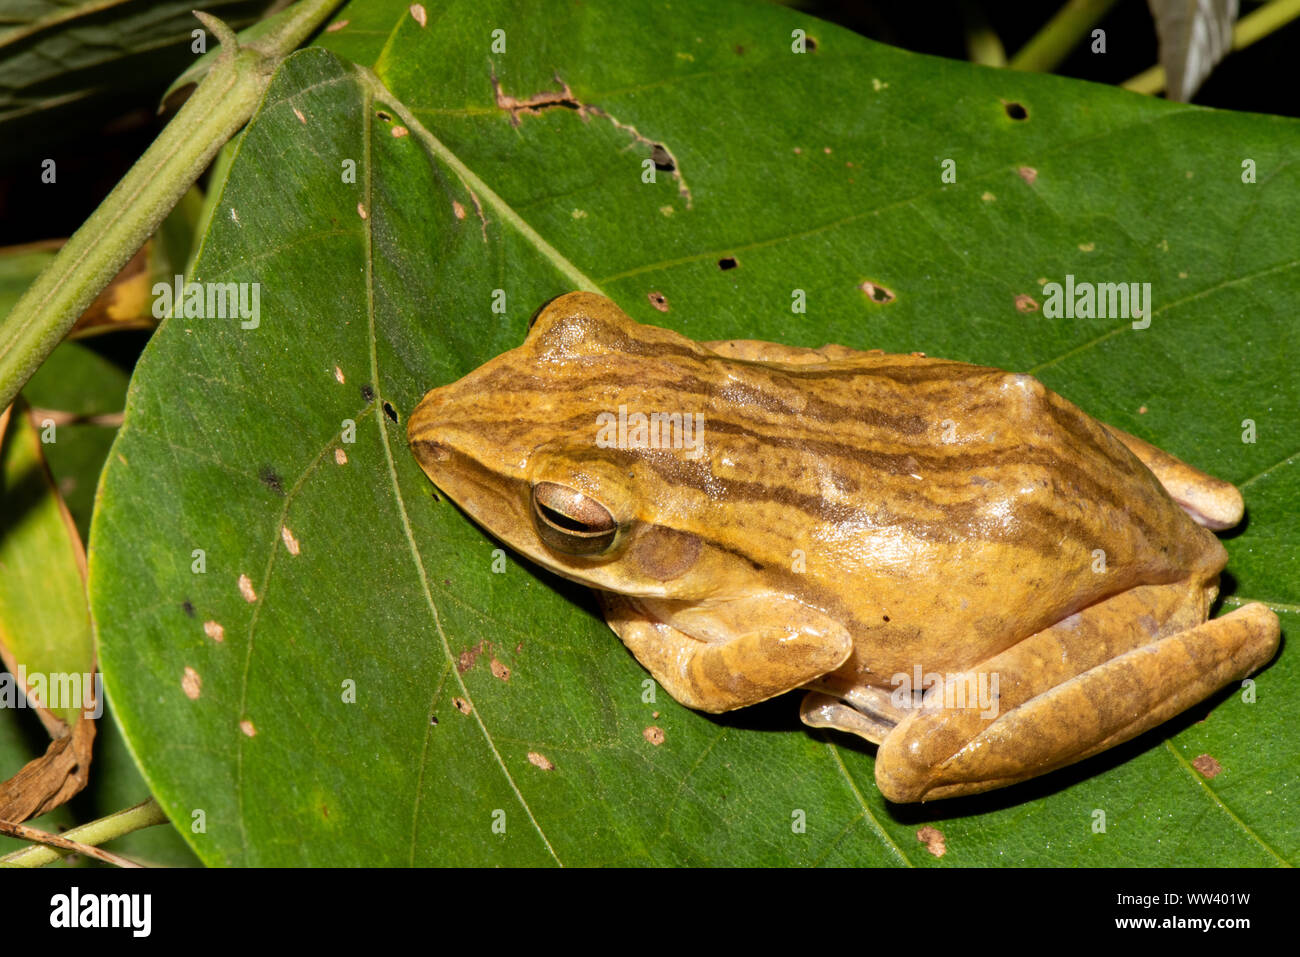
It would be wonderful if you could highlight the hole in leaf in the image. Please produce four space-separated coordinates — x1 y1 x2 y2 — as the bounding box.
859 280 896 304
1004 101 1028 121
651 143 674 171
377 110 393 122
383 401 398 423
718 257 738 271
806 36 818 51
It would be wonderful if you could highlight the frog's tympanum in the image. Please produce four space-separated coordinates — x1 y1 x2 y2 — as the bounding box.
408 292 1280 802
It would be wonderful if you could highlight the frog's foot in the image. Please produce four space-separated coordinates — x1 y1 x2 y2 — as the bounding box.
873 583 1280 802
1102 424 1243 530
599 593 852 713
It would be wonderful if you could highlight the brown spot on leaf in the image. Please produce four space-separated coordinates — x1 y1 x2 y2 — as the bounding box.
203 620 225 643
1015 294 1039 313
917 825 947 857
643 726 665 746
281 525 300 555
409 4 427 27
453 697 472 715
490 658 511 682
182 667 202 700
357 203 368 220
258 466 284 496
335 448 348 465
391 125 409 138
648 291 669 312
859 280 895 304
238 575 257 603
1138 405 1148 414
293 108 306 125
1018 166 1037 184
325 19 348 32
334 365 345 383
240 719 257 737
458 640 488 674
1193 753 1223 779
182 600 195 617
527 751 555 771
452 201 466 220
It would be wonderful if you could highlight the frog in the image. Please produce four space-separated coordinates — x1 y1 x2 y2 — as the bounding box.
407 291 1280 802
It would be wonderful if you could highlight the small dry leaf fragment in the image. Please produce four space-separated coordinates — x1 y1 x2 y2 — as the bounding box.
917 826 947 857
293 108 306 124
452 201 466 220
335 448 348 465
203 620 225 643
334 365 345 383
391 125 409 138
1018 166 1037 185
240 719 257 737
643 726 665 746
182 667 202 700
490 658 510 681
409 3 427 26
1015 294 1039 313
453 697 472 715
1138 405 1148 414
238 574 257 603
527 751 555 771
281 525 301 556
357 203 368 220
1192 753 1223 779
325 19 348 32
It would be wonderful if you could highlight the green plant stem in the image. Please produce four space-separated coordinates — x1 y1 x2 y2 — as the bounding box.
0 797 169 867
1008 0 1119 73
1124 0 1300 94
961 0 1007 67
0 0 339 413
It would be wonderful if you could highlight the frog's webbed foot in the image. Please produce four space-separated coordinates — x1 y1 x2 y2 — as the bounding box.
873 583 1280 802
599 593 853 713
1102 424 1243 530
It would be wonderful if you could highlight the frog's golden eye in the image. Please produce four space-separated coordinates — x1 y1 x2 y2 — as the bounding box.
531 482 618 555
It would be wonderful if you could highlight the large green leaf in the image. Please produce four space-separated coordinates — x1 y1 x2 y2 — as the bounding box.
89 0 1297 865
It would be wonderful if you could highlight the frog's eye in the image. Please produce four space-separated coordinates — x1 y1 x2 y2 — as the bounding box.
531 482 618 555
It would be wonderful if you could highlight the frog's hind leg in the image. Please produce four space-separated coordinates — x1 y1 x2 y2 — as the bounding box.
599 593 853 713
1102 424 1244 530
873 582 1280 802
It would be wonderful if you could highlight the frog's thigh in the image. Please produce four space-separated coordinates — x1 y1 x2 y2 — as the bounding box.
1102 424 1243 530
599 593 852 713
875 587 1280 802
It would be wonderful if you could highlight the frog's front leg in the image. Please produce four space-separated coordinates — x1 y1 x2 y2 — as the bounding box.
869 583 1279 802
599 593 853 713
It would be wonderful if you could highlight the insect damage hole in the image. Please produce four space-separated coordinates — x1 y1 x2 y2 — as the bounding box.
647 291 669 312
383 401 398 423
1003 101 1028 121
376 109 393 123
717 256 739 271
650 144 675 172
859 280 895 304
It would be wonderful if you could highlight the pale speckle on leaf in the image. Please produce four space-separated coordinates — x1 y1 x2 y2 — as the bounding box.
335 448 348 465
240 719 257 737
409 4 427 27
203 620 225 643
527 751 555 771
281 525 301 556
917 826 946 857
238 574 257 603
643 726 665 746
182 667 202 700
